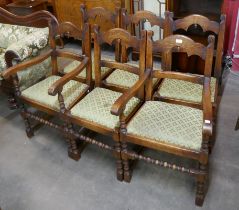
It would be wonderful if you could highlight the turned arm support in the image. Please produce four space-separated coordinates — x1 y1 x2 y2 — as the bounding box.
48 56 89 96
202 77 213 137
1 50 52 79
111 68 151 116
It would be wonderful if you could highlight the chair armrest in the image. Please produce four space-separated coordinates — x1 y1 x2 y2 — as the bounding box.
1 50 52 79
202 77 213 137
111 68 151 116
5 28 49 61
48 56 89 96
55 50 86 62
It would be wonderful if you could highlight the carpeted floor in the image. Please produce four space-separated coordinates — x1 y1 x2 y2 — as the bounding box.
0 69 239 210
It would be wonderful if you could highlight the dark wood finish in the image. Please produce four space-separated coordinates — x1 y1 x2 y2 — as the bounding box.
111 33 215 206
54 0 131 31
167 0 224 21
94 25 147 94
121 9 174 62
50 27 147 180
7 0 47 16
80 4 121 61
1 19 93 161
155 15 226 152
0 7 58 109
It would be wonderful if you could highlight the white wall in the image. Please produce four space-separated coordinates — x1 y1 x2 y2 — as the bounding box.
143 0 166 40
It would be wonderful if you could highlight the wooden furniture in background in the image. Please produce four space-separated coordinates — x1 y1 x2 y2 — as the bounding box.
6 0 47 15
53 0 132 31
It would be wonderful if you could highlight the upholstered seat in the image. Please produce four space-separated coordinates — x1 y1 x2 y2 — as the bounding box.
70 87 140 129
157 77 216 103
63 60 111 80
127 101 203 151
22 75 88 111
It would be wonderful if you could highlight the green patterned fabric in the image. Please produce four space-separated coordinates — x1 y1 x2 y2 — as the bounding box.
127 101 203 151
18 58 52 91
71 87 140 129
0 24 50 88
0 23 43 49
6 27 49 61
63 60 110 80
158 77 217 103
0 49 7 79
22 75 88 110
106 69 159 89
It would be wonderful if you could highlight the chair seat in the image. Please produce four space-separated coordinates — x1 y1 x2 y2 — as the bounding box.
71 87 140 130
105 69 159 89
63 60 111 80
157 77 217 103
127 101 203 151
22 75 88 111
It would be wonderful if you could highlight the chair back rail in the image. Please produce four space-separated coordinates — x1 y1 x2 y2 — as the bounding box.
173 14 226 78
80 4 121 61
53 22 92 86
93 26 147 99
146 32 215 101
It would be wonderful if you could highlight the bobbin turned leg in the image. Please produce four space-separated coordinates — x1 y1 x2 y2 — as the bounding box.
8 93 18 110
122 141 132 183
195 163 209 206
20 105 34 138
115 141 123 181
65 123 81 161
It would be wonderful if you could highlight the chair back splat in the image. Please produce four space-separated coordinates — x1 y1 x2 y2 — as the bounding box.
80 4 121 61
121 9 173 62
146 32 215 102
172 14 226 78
93 25 147 99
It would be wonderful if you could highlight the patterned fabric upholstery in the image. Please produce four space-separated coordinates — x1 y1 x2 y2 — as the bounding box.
105 69 159 89
0 23 42 49
71 87 140 129
63 60 110 80
6 27 49 61
18 58 52 91
158 77 217 103
127 101 203 151
0 23 50 89
22 76 88 110
0 49 7 79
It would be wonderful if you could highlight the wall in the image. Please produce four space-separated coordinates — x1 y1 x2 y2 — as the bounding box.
143 0 166 40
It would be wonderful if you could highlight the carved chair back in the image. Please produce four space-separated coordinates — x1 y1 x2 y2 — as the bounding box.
54 22 92 86
146 32 215 104
172 14 226 79
93 26 147 99
80 4 121 61
120 9 173 62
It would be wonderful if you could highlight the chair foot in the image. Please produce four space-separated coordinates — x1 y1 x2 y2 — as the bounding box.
116 159 124 181
195 164 208 207
26 129 34 138
68 151 81 161
123 160 132 183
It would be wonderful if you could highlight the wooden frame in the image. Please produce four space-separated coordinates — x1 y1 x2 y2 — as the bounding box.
155 14 226 150
120 8 174 61
0 7 58 109
80 4 121 62
111 33 215 206
50 27 148 181
1 21 93 161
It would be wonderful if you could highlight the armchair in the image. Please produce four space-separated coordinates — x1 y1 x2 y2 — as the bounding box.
49 27 148 181
0 8 57 109
1 22 92 161
111 33 215 206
